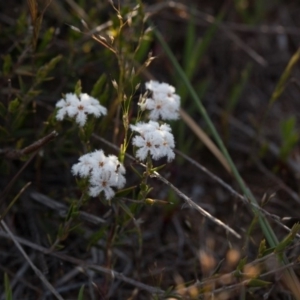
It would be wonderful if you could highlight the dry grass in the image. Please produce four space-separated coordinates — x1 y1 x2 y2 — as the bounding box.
1 0 300 299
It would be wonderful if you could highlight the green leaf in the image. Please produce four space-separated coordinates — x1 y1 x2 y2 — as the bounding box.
227 63 252 113
130 165 142 178
35 55 62 84
115 185 137 197
118 200 136 221
247 278 271 287
65 202 79 222
275 223 300 254
234 257 247 278
4 273 13 300
211 258 225 276
8 98 20 113
91 74 107 98
257 239 267 258
257 238 275 257
74 79 82 97
134 28 153 63
77 285 85 300
38 27 55 51
2 54 12 76
279 116 299 160
151 164 166 173
270 47 300 105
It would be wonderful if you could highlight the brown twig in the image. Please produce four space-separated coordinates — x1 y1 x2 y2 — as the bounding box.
92 133 241 239
0 131 58 205
0 229 166 296
175 149 300 238
145 1 267 66
0 220 64 300
1 227 300 298
1 130 58 160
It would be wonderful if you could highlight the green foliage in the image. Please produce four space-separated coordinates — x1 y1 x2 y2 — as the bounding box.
8 98 20 114
35 55 62 85
74 79 82 97
275 223 300 254
279 116 299 161
222 63 252 139
234 257 247 278
174 11 222 156
4 273 13 300
91 74 108 98
77 285 85 300
257 239 266 258
37 27 55 52
226 63 252 113
2 1 300 298
2 54 12 76
234 0 266 24
247 278 271 287
270 47 300 105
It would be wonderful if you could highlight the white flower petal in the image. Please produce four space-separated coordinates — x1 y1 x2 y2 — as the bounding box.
144 81 180 121
55 92 107 126
131 121 176 161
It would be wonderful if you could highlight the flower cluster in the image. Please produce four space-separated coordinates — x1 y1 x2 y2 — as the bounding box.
130 121 175 162
142 80 180 121
56 80 180 201
56 93 107 127
72 150 126 200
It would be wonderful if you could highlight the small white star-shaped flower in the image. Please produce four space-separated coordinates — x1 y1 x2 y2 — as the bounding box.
72 150 126 200
144 81 180 121
55 93 107 127
130 121 175 162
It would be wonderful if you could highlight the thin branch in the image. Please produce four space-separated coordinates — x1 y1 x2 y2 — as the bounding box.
151 171 241 239
30 191 106 225
92 134 241 239
0 220 64 300
175 149 300 238
1 228 300 298
0 131 58 205
146 1 267 66
0 229 167 296
1 130 58 160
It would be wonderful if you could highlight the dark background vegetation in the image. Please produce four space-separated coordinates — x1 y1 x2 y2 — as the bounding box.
2 0 300 299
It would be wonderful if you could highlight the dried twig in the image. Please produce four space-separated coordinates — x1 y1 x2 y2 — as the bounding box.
145 1 267 66
0 220 64 300
175 149 300 238
0 229 167 296
1 130 58 160
92 134 241 239
150 171 241 239
0 131 58 205
30 191 106 225
1 227 300 298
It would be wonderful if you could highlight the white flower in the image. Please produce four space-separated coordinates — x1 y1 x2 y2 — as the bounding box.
88 171 118 200
72 150 126 200
79 93 107 117
55 93 107 127
71 153 94 177
144 81 180 120
130 120 158 135
56 93 79 120
130 121 175 162
132 133 161 161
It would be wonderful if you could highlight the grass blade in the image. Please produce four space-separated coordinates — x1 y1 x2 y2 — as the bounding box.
152 23 300 297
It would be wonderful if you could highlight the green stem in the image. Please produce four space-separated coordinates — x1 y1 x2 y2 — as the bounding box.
152 26 277 245
152 25 300 296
